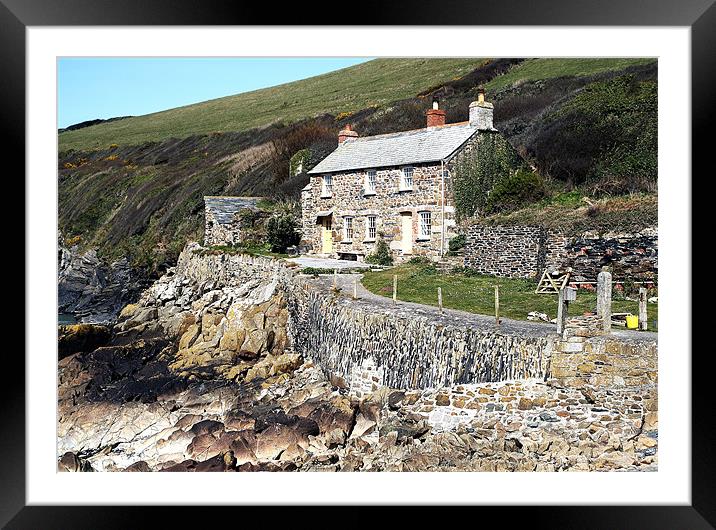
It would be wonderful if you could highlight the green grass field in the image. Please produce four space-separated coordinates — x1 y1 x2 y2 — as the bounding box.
59 58 488 152
485 58 656 92
361 263 658 331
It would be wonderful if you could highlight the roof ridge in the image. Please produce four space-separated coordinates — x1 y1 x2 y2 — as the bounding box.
353 122 473 142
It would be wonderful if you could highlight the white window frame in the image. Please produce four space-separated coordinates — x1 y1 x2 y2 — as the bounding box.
321 174 333 197
343 216 354 242
400 166 414 191
365 215 377 241
364 169 376 195
418 211 432 239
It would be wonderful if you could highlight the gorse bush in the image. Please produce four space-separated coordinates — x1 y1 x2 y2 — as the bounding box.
266 213 301 252
365 236 393 266
485 169 546 214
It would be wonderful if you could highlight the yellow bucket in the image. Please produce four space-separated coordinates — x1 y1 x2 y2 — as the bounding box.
626 315 639 329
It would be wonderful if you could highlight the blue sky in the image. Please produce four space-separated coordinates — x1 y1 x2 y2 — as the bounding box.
58 57 373 128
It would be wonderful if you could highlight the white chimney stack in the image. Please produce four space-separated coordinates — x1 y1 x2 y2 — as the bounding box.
469 88 495 130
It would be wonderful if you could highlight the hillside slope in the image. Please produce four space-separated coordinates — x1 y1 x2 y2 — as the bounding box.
58 57 657 275
59 58 488 152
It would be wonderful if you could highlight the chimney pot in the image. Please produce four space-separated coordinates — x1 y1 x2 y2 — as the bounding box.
426 103 446 128
469 90 494 130
338 125 358 144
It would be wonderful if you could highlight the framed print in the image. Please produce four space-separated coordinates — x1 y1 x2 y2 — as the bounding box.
4 0 713 526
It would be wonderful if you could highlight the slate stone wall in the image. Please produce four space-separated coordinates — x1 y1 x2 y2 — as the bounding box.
463 225 545 278
464 225 658 282
173 244 656 392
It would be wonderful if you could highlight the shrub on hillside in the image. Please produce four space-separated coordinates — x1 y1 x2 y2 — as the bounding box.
485 169 546 214
266 213 301 253
529 74 657 191
448 234 466 253
365 236 393 266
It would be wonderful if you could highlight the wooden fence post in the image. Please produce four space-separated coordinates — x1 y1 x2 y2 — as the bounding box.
438 287 443 313
353 277 359 300
494 285 500 325
639 287 648 331
393 275 397 304
332 269 338 290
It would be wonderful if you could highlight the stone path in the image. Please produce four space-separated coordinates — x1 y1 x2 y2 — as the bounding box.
301 272 658 343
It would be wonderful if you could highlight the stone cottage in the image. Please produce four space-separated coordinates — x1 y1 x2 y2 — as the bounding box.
204 196 265 246
301 91 502 262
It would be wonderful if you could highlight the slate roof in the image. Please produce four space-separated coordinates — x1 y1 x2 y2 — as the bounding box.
308 123 478 174
204 196 263 225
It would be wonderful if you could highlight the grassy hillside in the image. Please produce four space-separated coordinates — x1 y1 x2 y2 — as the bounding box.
485 58 655 91
59 58 487 152
58 57 657 274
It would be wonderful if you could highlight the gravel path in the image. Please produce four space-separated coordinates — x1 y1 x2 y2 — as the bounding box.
301 272 658 343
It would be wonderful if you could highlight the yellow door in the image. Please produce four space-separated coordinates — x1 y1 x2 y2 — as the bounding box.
401 213 413 254
321 218 333 253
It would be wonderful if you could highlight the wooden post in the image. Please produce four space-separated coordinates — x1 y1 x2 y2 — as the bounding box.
353 277 359 300
639 287 648 331
438 287 443 313
392 274 397 304
596 270 612 333
333 269 338 290
494 285 500 325
557 287 568 335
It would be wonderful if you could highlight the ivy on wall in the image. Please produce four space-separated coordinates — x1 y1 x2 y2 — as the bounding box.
452 132 526 220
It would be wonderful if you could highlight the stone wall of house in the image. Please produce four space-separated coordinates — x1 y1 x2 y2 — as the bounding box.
204 211 243 247
204 197 265 247
301 162 457 261
464 224 658 282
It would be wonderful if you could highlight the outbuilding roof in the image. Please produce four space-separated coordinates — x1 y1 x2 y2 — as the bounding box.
308 123 479 174
204 196 263 225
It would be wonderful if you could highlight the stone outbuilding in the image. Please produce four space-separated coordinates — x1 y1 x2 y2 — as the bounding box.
301 91 502 262
203 196 265 246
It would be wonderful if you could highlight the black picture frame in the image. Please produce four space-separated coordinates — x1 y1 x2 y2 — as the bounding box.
4 0 710 526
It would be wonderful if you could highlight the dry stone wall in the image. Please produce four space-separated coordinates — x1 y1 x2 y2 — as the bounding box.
284 283 554 390
168 244 656 393
463 225 545 278
464 224 657 282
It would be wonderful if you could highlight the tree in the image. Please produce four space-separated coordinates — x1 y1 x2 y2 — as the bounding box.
266 213 300 252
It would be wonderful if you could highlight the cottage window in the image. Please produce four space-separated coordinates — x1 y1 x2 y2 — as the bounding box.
364 170 376 195
321 175 333 197
365 215 377 241
419 211 432 239
343 216 354 242
400 167 414 191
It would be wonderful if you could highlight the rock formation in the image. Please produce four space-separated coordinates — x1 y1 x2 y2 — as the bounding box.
57 243 657 472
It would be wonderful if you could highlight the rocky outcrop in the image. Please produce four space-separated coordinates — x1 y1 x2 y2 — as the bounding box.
57 242 657 472
58 324 110 360
58 238 150 323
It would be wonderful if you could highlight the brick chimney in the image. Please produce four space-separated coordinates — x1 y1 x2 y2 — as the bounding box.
338 124 358 144
469 87 495 130
426 99 446 128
